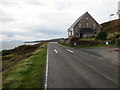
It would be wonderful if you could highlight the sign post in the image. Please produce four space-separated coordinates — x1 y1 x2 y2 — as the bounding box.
106 41 109 45
74 42 77 46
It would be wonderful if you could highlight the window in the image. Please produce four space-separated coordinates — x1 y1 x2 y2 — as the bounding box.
86 22 89 27
95 30 97 34
68 31 71 36
93 23 96 27
86 17 88 19
68 31 72 36
78 23 82 27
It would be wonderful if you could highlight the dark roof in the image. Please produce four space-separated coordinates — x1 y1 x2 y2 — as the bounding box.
77 28 94 34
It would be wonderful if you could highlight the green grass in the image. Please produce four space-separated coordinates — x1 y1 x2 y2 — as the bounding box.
59 42 113 48
3 44 47 89
116 46 120 49
80 38 95 41
2 43 42 71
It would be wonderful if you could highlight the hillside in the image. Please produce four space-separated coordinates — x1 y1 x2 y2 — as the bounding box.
2 42 47 88
101 19 120 32
25 38 66 43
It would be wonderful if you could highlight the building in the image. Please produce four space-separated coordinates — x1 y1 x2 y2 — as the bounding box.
118 1 120 19
68 12 101 38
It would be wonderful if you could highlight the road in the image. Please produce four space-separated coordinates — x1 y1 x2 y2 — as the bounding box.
75 47 119 64
46 43 118 88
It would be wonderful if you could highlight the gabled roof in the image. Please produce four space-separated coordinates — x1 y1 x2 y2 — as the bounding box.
68 12 101 31
68 12 87 31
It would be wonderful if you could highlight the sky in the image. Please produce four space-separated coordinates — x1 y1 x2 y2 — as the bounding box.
0 0 119 42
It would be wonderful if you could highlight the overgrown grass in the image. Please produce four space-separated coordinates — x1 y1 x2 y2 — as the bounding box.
59 42 113 48
3 44 47 89
2 43 43 71
80 38 95 41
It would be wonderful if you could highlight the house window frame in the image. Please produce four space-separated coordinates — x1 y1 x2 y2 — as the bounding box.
86 17 88 20
78 23 82 27
86 22 89 27
68 31 72 36
95 30 97 34
93 23 96 27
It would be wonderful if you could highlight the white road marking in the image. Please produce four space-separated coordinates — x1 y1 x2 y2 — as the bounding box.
67 49 74 53
45 45 49 90
54 49 58 53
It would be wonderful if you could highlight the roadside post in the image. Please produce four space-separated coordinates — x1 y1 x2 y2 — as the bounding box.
105 41 109 45
74 42 77 46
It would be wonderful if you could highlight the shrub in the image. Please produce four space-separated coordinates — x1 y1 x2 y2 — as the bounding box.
2 50 14 56
89 36 95 38
95 31 107 40
107 32 120 43
77 40 99 46
1 44 40 56
117 39 120 46
69 37 79 45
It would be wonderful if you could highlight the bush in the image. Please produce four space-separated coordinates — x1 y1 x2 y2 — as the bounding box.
2 50 13 56
117 39 120 46
95 31 107 40
89 36 95 38
1 44 40 56
107 32 120 42
69 37 79 45
77 40 99 46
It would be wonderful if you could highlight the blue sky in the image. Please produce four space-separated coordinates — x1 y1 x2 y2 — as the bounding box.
0 0 119 42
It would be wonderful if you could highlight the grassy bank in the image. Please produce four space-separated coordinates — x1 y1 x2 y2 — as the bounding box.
2 43 42 71
2 44 47 89
59 42 114 48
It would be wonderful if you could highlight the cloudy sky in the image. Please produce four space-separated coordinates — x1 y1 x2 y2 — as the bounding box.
0 0 119 42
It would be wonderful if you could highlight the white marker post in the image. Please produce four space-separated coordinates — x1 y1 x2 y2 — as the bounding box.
74 42 77 46
106 41 109 45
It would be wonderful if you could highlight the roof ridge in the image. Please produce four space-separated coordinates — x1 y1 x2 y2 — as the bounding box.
68 12 88 31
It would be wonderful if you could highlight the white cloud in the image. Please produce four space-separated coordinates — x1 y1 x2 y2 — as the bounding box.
0 0 119 41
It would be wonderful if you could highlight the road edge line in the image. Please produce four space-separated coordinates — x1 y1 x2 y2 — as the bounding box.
45 44 49 90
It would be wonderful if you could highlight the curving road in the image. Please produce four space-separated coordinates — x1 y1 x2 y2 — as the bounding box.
46 43 118 88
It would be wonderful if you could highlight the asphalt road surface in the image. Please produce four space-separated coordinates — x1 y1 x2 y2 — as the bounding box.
46 43 118 88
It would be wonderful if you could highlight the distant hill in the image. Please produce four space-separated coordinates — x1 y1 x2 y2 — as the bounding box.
101 19 120 32
25 38 67 43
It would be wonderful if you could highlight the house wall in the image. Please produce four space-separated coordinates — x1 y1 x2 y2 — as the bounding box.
73 13 101 37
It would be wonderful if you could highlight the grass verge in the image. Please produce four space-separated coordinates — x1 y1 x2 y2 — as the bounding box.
59 42 114 48
3 44 47 89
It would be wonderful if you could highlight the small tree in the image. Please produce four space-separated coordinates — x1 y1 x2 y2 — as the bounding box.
95 31 107 40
